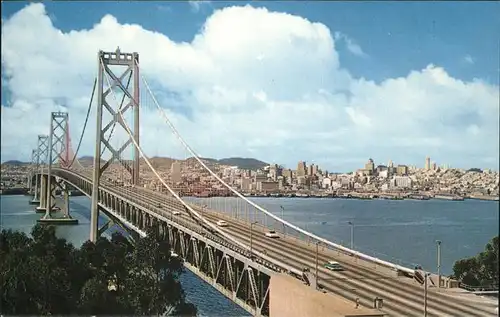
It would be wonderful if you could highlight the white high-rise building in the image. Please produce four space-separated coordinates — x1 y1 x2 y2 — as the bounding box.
391 176 413 188
425 157 431 170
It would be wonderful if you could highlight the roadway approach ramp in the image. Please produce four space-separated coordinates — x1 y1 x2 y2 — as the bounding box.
270 273 385 317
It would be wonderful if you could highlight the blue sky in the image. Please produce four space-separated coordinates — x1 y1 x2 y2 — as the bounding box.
3 1 498 85
1 1 499 171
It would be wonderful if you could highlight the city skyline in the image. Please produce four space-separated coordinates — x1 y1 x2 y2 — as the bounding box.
3 153 495 175
1 2 499 172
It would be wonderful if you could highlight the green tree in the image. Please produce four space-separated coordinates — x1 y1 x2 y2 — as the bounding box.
476 236 499 284
123 226 196 315
452 235 499 287
0 224 197 316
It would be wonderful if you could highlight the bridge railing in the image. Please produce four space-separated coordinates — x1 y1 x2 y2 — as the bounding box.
460 283 499 292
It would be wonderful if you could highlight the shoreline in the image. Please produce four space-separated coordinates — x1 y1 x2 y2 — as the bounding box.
240 195 500 202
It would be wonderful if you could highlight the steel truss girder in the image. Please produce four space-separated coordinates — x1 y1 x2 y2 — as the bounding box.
167 227 269 315
192 238 201 267
97 206 139 245
179 231 187 258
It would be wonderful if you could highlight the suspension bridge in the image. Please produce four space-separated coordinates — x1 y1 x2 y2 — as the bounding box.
25 48 498 317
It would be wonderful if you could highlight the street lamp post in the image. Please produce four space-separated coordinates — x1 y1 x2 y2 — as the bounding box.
280 206 286 236
250 221 258 259
424 271 429 317
348 221 354 249
315 241 320 290
436 240 442 288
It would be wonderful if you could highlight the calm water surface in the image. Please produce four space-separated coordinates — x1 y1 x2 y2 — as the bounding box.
1 195 498 316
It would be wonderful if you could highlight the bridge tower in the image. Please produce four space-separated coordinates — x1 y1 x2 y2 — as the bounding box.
90 48 140 242
28 148 41 204
34 135 49 210
38 111 78 224
28 149 38 192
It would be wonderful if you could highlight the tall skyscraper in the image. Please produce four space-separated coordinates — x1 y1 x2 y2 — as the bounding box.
425 157 431 170
364 158 375 173
308 164 314 176
297 161 306 177
312 164 318 176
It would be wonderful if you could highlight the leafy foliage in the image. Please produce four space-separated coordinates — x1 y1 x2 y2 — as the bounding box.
452 236 499 287
0 224 197 316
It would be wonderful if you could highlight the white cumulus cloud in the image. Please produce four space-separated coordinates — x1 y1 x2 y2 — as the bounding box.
1 3 498 171
334 31 367 57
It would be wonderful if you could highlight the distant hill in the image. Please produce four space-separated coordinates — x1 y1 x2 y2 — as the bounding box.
138 156 267 171
146 157 175 169
3 155 268 171
1 160 28 166
217 157 268 170
467 168 483 173
78 156 106 167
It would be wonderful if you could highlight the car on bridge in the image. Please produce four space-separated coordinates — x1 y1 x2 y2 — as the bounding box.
216 220 228 227
265 230 280 238
324 260 344 271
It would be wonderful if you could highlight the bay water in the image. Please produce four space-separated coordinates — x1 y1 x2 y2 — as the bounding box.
1 195 498 316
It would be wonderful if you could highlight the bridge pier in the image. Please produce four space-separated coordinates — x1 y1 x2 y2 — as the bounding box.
27 149 38 200
35 174 47 213
37 177 78 225
29 173 41 205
